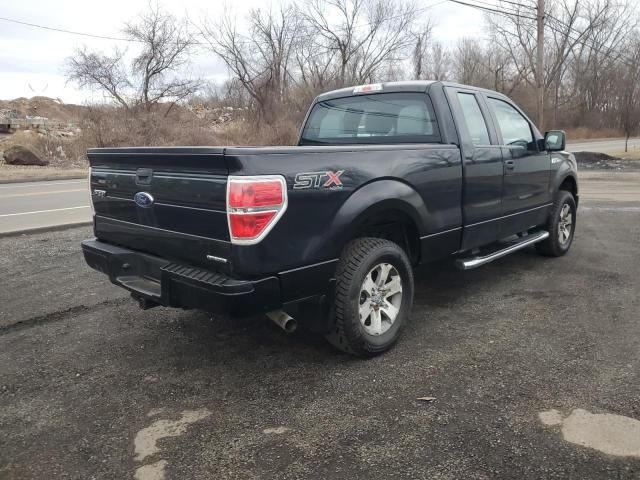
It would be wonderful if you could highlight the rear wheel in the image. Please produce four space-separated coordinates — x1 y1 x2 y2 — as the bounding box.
325 238 414 357
536 190 577 256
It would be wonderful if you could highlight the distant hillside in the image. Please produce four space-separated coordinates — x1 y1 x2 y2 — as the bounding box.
0 97 86 123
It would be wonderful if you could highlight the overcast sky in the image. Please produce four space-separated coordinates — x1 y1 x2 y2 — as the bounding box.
0 0 485 103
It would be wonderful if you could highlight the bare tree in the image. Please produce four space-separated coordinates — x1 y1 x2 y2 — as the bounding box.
66 48 131 109
199 5 301 123
487 0 634 129
66 5 199 114
124 5 200 112
617 38 640 152
453 37 484 85
412 22 434 79
301 0 419 85
566 1 635 127
426 41 451 80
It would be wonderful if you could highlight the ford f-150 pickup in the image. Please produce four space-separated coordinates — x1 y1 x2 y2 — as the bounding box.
82 81 578 356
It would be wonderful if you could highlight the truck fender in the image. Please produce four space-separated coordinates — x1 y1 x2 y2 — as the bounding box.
550 154 578 200
304 179 428 260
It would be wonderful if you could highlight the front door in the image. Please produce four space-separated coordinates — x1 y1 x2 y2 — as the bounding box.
446 87 505 250
484 96 551 236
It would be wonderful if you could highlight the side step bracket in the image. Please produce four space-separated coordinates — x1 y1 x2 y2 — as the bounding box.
455 231 549 270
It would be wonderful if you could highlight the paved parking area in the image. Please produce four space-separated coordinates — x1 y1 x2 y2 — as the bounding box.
1 174 639 479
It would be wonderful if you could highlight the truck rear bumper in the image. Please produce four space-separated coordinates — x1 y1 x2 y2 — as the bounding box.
81 239 281 316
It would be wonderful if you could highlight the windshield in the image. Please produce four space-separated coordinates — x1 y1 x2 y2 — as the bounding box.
300 92 441 145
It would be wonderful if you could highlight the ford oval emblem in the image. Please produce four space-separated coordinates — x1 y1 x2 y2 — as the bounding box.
134 192 154 208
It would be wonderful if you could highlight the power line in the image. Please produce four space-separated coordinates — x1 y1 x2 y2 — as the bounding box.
8 2 632 70
0 1 446 49
472 0 537 11
449 0 639 78
544 14 637 69
467 0 538 18
0 16 141 43
496 0 537 10
445 0 537 20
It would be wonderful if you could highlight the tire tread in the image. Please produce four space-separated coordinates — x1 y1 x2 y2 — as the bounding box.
326 237 412 356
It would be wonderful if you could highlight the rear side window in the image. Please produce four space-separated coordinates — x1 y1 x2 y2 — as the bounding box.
456 93 490 145
487 97 535 148
300 93 441 145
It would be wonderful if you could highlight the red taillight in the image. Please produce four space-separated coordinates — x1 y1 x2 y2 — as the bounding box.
227 176 287 244
228 179 284 208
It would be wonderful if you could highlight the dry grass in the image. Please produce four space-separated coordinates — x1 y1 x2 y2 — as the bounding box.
0 130 88 169
214 118 300 146
565 127 624 140
608 150 640 160
0 165 87 183
79 107 218 148
0 107 301 182
0 131 88 182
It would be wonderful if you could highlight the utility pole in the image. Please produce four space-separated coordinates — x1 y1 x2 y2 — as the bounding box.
536 0 545 131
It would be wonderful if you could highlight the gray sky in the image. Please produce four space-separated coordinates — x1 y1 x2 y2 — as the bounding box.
0 0 485 103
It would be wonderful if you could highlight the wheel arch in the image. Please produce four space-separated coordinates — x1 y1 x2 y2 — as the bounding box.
558 174 578 197
551 163 579 203
328 179 428 263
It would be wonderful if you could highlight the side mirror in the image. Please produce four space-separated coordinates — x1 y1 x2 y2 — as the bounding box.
545 130 566 151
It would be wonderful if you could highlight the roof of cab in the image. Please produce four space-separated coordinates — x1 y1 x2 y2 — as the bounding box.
316 81 436 101
314 80 506 102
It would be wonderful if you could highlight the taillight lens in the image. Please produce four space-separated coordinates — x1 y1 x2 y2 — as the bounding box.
228 180 284 207
227 176 287 244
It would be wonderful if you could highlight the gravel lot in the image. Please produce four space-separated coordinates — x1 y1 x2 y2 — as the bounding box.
1 175 639 479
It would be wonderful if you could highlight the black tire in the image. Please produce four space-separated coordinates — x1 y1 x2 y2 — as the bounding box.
325 237 414 357
536 190 577 257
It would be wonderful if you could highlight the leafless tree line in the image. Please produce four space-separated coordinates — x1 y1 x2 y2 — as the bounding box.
66 4 200 115
66 0 640 143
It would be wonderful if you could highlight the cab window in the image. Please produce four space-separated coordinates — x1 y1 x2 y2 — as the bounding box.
456 93 490 145
487 97 536 150
300 92 441 145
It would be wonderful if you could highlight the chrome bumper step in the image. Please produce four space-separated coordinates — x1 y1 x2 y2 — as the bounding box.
455 231 549 270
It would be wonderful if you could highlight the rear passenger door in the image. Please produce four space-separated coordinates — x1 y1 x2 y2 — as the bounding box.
446 87 504 250
484 96 551 236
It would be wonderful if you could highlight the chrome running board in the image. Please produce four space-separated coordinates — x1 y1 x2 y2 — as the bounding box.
455 231 549 270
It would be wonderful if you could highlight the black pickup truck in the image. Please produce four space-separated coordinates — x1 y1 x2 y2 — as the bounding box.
82 81 578 356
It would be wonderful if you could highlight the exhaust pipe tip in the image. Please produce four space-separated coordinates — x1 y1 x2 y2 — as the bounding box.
266 310 297 334
132 294 160 310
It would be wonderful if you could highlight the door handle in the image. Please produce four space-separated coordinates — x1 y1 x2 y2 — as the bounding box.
504 160 515 170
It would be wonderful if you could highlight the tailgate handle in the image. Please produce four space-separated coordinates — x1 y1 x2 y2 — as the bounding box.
136 168 153 186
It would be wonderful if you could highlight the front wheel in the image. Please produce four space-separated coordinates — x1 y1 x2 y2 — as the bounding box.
325 238 414 357
536 190 577 256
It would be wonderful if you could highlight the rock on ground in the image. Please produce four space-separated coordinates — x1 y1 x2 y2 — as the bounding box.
3 144 49 166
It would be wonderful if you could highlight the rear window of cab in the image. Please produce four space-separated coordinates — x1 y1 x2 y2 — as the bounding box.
300 92 441 145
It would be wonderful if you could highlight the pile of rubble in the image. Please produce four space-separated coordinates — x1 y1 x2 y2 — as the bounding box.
0 108 19 120
188 104 247 126
0 108 77 133
574 151 640 170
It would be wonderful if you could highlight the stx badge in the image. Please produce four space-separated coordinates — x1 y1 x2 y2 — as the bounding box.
293 170 344 190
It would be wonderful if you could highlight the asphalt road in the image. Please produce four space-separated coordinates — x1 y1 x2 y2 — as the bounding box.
0 179 91 234
567 137 640 153
1 174 639 479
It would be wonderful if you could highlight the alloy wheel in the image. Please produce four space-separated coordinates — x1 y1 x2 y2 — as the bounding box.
358 263 403 336
558 203 573 244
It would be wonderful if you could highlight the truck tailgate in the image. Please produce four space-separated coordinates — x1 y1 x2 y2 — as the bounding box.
87 147 231 270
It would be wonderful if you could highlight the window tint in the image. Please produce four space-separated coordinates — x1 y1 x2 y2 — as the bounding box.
300 93 440 145
488 97 534 148
456 93 490 145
